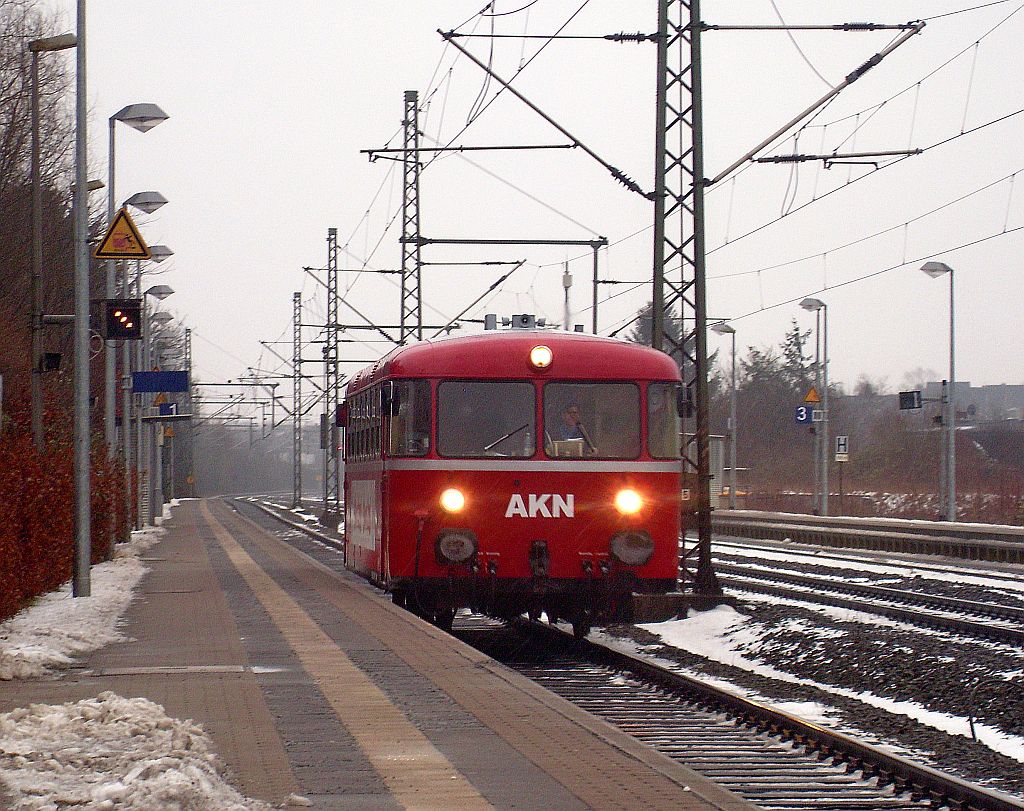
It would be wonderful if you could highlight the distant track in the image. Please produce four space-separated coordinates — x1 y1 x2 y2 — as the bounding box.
713 511 1024 563
718 564 1024 645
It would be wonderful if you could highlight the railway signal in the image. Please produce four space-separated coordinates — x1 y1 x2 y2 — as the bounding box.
103 299 142 340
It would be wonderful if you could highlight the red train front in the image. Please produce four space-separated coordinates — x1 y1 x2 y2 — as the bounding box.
342 319 683 636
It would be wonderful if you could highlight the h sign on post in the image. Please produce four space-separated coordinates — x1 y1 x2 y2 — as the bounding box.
835 435 849 463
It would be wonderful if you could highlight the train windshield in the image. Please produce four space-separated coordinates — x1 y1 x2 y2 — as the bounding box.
648 381 682 459
543 382 640 459
437 381 536 458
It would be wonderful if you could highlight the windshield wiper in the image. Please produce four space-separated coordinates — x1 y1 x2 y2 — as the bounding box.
483 422 529 452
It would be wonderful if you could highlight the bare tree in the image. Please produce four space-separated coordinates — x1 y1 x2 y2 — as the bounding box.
0 0 81 410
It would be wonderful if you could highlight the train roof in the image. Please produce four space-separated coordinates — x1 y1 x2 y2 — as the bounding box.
345 330 681 393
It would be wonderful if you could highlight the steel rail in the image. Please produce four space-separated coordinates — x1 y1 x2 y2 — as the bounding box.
715 561 1024 625
718 570 1024 646
713 511 1024 563
518 621 1024 811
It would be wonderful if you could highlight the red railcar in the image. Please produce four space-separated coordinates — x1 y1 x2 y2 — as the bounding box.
342 320 684 636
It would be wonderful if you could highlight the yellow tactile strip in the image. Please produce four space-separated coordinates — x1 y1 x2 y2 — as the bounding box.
199 500 493 811
214 500 756 811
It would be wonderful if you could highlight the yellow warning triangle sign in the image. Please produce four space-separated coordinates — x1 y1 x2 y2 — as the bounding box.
93 207 151 259
153 393 167 405
804 387 821 403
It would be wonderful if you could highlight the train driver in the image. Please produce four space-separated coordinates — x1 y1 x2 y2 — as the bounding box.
550 403 596 454
558 404 585 441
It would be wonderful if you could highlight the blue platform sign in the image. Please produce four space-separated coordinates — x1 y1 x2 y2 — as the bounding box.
132 371 189 393
794 405 813 424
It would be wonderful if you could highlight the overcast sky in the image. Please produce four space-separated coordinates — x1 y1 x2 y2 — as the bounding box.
46 1 1024 407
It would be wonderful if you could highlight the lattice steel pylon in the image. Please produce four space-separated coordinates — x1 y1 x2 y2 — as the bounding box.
652 0 721 596
292 291 302 508
324 228 341 523
400 89 423 343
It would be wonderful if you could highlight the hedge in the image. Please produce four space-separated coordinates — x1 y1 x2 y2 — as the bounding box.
0 432 128 623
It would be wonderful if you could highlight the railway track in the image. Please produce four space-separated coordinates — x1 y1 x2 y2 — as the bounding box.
714 562 1024 646
713 511 1024 563
243 498 1024 811
458 617 1022 811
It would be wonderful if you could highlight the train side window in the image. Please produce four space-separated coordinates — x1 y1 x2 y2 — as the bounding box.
357 392 368 459
371 386 381 459
543 382 640 459
388 380 431 457
648 382 682 459
437 381 535 458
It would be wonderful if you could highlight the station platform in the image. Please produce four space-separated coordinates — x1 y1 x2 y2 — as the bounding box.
1 499 756 811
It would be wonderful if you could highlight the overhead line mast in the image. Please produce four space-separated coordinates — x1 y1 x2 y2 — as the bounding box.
293 291 302 508
651 0 719 598
401 91 423 343
325 228 341 524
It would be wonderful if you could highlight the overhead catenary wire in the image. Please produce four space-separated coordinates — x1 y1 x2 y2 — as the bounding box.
768 0 834 89
600 102 1024 340
710 167 1023 282
254 1 1024 392
533 6 1018 273
728 225 1024 325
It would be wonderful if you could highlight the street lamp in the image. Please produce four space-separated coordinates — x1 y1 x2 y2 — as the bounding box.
146 285 175 301
710 321 737 509
800 297 829 516
29 32 77 453
921 261 956 522
106 103 169 457
123 191 167 214
147 245 175 263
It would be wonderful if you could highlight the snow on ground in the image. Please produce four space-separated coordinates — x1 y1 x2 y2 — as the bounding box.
0 692 278 810
0 526 164 681
0 504 308 810
612 605 1024 765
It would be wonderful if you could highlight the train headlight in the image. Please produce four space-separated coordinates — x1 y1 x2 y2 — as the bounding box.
436 529 478 564
610 531 654 566
529 345 553 369
440 487 466 513
614 488 643 515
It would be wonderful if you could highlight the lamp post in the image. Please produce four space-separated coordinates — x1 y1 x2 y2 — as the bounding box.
149 309 175 518
710 321 737 509
119 195 167 532
800 297 829 516
72 0 89 597
29 32 77 453
921 261 956 521
106 103 169 457
133 256 173 527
